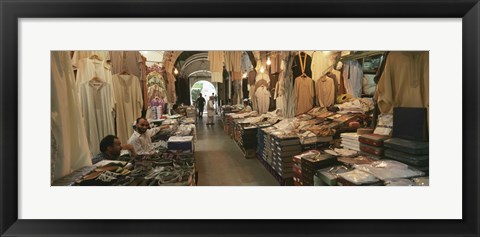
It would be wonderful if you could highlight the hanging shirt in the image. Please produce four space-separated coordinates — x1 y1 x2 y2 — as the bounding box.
112 74 143 145
165 73 177 104
51 51 92 180
270 51 282 74
377 51 429 114
255 86 271 114
208 51 225 83
311 51 333 81
342 60 363 98
316 76 336 108
109 51 143 78
294 75 314 115
225 51 243 80
255 71 270 84
128 127 162 155
78 80 116 155
75 58 113 88
71 51 110 69
292 53 312 82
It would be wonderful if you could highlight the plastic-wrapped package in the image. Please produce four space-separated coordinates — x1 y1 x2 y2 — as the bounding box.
374 113 393 136
333 148 358 157
175 124 195 136
338 169 380 185
354 160 424 181
385 179 415 186
338 156 378 166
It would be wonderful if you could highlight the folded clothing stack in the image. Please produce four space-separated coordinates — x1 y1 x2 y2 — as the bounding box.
271 134 301 178
384 137 429 173
358 134 391 158
340 133 360 151
301 151 337 186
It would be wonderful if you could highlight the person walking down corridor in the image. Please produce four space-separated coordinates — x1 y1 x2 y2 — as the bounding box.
196 93 206 119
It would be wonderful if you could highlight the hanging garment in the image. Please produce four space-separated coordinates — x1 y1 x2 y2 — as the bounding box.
165 73 177 104
241 52 253 73
51 51 92 181
255 86 271 114
225 51 243 80
242 78 249 99
331 69 345 96
249 85 256 110
294 76 315 115
311 51 333 81
293 53 315 115
78 80 116 155
377 51 429 114
148 84 167 102
112 74 143 145
208 51 225 83
232 80 242 105
316 76 336 108
71 51 110 68
274 79 285 116
75 57 113 87
270 51 282 74
269 73 279 93
248 70 257 86
342 60 363 98
255 71 270 84
109 51 143 78
292 52 312 83
282 52 297 118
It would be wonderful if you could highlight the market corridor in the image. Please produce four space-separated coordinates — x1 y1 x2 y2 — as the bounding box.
194 116 278 186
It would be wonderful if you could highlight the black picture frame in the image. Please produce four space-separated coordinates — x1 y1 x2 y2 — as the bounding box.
1 0 479 236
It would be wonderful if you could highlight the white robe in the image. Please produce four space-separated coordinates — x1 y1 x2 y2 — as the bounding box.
71 50 110 68
78 80 116 155
208 51 225 83
255 86 271 114
51 51 92 181
112 74 143 144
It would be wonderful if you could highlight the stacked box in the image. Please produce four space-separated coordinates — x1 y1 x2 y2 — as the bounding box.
384 137 429 173
271 135 301 178
358 134 390 157
298 151 337 186
314 166 351 186
167 136 194 151
340 133 360 151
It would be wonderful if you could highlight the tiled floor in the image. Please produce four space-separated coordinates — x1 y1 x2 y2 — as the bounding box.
194 115 278 186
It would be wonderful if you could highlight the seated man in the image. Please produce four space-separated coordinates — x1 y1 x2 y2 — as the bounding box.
240 99 252 113
92 135 136 164
128 117 168 155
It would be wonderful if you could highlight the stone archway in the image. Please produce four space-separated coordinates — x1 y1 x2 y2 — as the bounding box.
190 80 217 110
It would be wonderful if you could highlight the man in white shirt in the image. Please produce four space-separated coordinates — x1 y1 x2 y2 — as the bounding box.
128 117 168 155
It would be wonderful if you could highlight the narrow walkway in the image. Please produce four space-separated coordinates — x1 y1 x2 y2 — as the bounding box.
194 115 278 186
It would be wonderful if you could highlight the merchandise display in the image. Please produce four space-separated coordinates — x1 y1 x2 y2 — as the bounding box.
51 50 429 187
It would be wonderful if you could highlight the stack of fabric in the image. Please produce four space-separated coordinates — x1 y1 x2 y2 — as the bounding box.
384 137 429 174
358 134 391 159
292 153 303 186
271 133 301 178
300 151 337 186
340 133 360 151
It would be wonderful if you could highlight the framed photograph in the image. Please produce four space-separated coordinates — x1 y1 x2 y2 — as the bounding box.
1 0 479 236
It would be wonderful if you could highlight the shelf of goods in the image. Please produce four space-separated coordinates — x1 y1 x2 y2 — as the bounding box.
60 149 197 186
233 122 258 159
